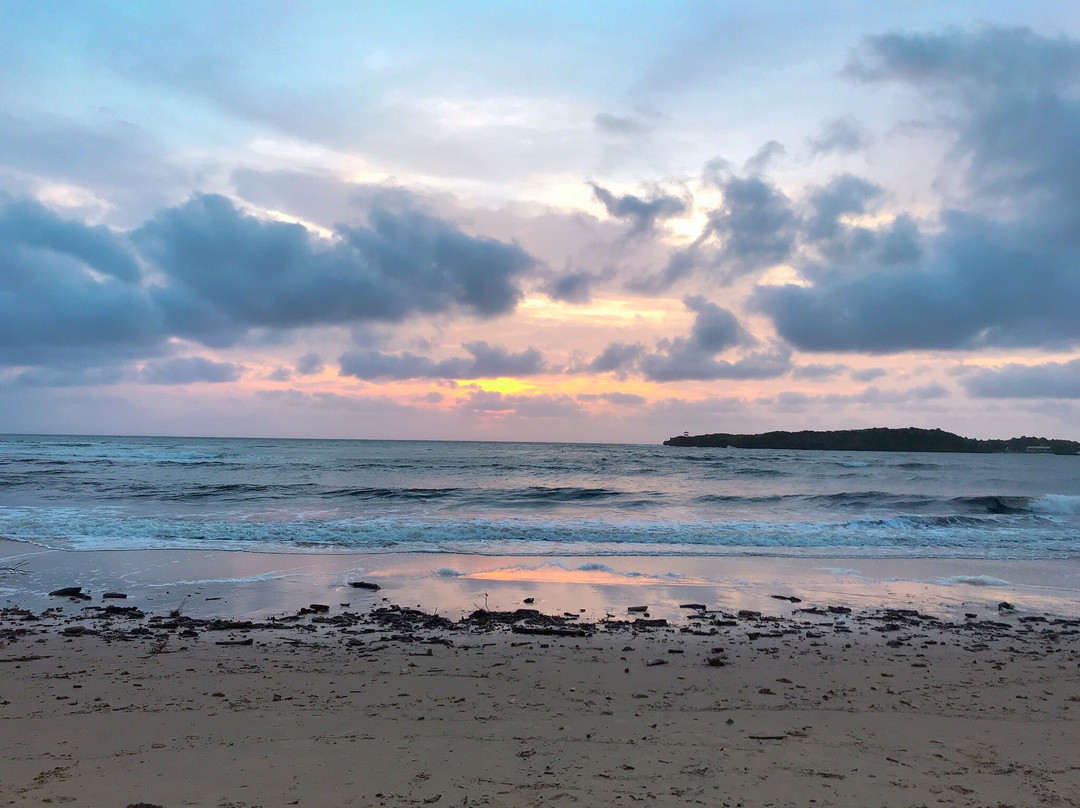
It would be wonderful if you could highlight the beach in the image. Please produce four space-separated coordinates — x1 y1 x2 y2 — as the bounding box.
3 541 1080 807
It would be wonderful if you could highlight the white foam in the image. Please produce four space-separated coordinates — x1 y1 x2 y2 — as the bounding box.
1030 494 1080 515
935 575 1011 587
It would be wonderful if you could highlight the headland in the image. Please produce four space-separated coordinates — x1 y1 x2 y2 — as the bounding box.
664 426 1080 454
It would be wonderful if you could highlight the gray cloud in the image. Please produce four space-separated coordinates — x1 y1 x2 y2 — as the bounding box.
0 199 164 366
744 140 785 174
705 175 798 274
638 296 787 382
543 270 599 304
804 174 883 245
791 363 847 381
584 297 775 382
10 364 132 388
577 391 647 407
766 382 948 409
757 27 1080 352
641 345 792 382
295 353 325 375
633 172 797 292
684 295 748 352
136 194 533 345
594 113 651 136
590 183 686 237
268 366 293 382
586 342 645 375
339 341 544 381
0 198 141 282
139 356 245 385
850 367 887 382
962 359 1080 399
807 117 870 155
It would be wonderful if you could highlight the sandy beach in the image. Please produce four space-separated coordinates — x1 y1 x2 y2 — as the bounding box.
3 542 1080 807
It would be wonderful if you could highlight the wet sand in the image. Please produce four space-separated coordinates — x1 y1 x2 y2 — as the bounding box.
2 540 1080 806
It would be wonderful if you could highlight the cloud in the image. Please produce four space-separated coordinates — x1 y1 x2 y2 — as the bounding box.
684 295 748 352
268 366 293 382
744 140 785 174
459 390 581 418
0 198 164 366
850 367 887 382
590 183 686 236
791 363 847 381
757 27 1080 352
584 297 776 383
0 197 141 282
295 353 325 375
639 296 786 382
765 382 949 409
577 391 647 407
10 364 132 388
594 113 651 136
807 117 870 155
136 193 534 344
962 359 1080 398
338 341 544 381
586 342 645 374
634 172 797 292
641 344 792 382
543 270 599 304
139 356 245 384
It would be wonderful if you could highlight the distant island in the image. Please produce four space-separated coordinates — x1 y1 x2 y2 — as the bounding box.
663 427 1080 454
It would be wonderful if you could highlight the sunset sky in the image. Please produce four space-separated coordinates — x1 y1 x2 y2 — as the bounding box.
3 1 1080 442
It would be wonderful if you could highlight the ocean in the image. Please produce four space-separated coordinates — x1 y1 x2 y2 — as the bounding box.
2 433 1079 561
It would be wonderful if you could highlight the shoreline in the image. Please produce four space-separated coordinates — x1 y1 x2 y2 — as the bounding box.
3 568 1080 806
4 538 1080 623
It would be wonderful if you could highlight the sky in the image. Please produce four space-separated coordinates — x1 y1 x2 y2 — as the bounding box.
3 1 1080 443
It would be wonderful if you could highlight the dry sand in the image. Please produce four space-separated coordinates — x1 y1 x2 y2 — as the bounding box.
3 587 1080 808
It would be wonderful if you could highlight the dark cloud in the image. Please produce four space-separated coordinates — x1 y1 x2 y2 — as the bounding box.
633 172 797 292
586 342 645 374
791 363 847 381
807 117 870 155
0 198 141 282
962 359 1080 399
707 175 797 273
590 183 686 236
338 341 544 381
295 353 325 375
637 296 786 382
0 199 164 366
757 27 1080 352
684 295 747 352
139 356 245 385
801 175 922 271
136 194 533 344
584 298 772 383
543 270 599 304
804 174 883 244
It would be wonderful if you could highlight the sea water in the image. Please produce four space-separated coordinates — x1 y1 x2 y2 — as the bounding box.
1 434 1078 560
